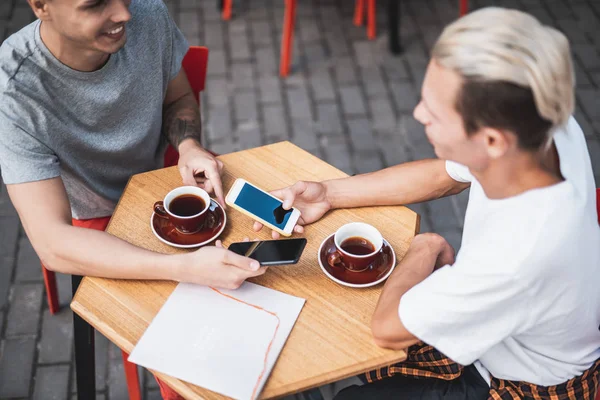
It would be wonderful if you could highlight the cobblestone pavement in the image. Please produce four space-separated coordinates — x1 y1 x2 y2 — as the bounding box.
1 0 599 398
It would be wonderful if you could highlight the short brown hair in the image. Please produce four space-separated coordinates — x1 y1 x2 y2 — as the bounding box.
457 80 552 150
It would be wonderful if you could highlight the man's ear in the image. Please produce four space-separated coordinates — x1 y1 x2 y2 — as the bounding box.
480 127 511 160
27 0 52 21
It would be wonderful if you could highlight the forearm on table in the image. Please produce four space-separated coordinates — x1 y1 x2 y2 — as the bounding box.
162 92 203 150
371 243 439 350
38 225 184 281
323 159 469 209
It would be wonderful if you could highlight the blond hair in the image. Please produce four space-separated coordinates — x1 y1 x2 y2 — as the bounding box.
432 7 574 132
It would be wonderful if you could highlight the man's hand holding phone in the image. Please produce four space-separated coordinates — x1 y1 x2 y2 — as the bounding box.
228 238 307 266
253 181 333 239
226 179 304 237
177 240 268 290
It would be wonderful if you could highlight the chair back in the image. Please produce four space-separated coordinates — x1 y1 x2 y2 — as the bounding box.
182 46 209 104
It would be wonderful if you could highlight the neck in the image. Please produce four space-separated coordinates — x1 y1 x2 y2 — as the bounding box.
472 143 563 199
40 22 109 72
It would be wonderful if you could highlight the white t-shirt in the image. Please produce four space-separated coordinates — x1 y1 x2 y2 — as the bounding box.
399 117 600 386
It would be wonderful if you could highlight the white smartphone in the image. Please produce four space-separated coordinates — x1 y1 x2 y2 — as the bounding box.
225 178 301 237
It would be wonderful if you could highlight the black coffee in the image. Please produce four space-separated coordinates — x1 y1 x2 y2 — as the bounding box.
341 237 375 255
169 194 206 217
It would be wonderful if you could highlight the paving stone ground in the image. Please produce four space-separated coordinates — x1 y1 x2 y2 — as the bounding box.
1 0 599 398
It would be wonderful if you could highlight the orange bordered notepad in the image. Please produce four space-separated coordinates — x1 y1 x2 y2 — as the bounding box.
129 282 305 400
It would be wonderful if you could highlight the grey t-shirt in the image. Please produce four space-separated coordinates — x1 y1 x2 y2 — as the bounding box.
0 0 189 219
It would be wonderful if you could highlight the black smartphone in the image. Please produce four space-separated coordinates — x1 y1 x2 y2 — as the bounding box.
228 238 307 266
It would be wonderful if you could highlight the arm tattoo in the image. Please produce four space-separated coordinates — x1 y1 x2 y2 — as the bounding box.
162 94 203 149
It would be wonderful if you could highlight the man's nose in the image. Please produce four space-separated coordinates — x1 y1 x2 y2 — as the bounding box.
413 101 429 126
110 0 132 24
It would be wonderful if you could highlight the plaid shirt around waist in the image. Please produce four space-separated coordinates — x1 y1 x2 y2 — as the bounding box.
366 342 600 400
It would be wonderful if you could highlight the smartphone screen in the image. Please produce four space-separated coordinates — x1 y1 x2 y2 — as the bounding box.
228 238 307 266
233 182 294 229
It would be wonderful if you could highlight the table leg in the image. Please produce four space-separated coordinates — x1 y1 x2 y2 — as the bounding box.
217 0 223 11
388 0 402 54
72 275 96 400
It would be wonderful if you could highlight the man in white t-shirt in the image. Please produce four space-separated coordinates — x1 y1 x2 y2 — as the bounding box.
256 7 600 399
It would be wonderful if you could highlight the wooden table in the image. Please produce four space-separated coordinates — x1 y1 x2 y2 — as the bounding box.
71 141 419 399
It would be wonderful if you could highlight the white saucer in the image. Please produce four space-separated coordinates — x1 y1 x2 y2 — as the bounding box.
150 199 227 249
317 233 397 288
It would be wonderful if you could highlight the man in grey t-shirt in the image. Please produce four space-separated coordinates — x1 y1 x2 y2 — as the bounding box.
0 1 266 305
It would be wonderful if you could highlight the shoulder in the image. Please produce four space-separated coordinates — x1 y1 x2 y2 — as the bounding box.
553 116 592 164
125 0 175 53
129 0 170 26
552 116 588 158
0 21 38 91
0 29 40 131
563 116 586 140
553 116 596 204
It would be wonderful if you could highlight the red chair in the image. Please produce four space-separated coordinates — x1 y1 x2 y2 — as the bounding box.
183 46 209 103
222 0 232 20
460 0 469 16
221 0 364 76
41 46 210 400
280 0 297 77
353 0 377 40
353 0 469 42
222 0 469 77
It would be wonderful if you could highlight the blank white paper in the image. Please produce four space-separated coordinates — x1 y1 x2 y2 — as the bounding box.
128 282 305 400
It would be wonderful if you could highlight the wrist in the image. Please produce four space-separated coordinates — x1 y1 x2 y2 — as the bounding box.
322 180 338 210
177 137 203 154
167 252 190 282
